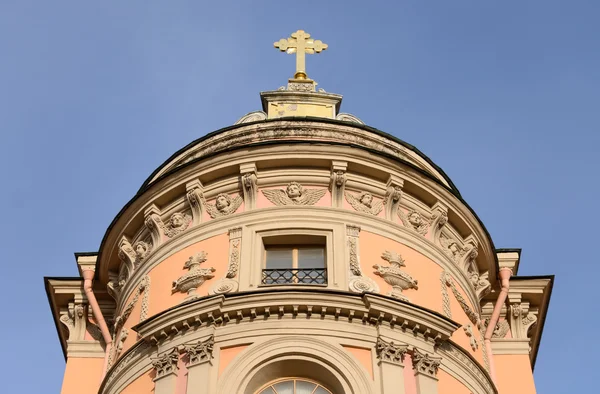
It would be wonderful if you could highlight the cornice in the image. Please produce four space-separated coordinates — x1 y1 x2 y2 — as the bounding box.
138 118 458 193
132 290 460 346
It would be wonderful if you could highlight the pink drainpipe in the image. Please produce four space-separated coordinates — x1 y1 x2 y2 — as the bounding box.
82 269 113 382
484 267 512 385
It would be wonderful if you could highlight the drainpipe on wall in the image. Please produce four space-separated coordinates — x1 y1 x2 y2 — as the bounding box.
484 267 512 385
82 269 113 383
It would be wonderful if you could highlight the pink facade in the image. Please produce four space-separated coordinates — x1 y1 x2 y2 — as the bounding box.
45 43 553 394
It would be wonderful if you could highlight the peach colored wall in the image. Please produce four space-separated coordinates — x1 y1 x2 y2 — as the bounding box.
60 357 104 394
117 233 229 357
120 369 154 394
219 344 250 376
403 353 417 394
256 186 331 208
359 231 443 313
342 345 373 380
495 354 537 394
437 369 471 394
446 283 485 364
360 231 483 361
147 233 229 311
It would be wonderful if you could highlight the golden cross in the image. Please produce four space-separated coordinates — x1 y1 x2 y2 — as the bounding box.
274 30 328 80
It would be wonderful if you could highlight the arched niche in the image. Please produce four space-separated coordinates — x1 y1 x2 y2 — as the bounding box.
217 336 375 394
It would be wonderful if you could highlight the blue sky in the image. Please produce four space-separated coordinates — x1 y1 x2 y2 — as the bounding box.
1 1 598 392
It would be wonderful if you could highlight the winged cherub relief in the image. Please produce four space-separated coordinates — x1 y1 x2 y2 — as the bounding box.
163 212 192 238
262 181 326 206
399 209 429 236
205 193 243 218
344 191 383 216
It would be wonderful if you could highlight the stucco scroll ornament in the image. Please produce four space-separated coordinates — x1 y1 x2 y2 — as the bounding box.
383 182 403 220
172 251 216 300
483 318 510 339
336 113 365 124
376 337 408 364
373 250 418 302
205 193 243 218
412 348 442 378
399 209 429 235
345 191 384 216
59 303 85 341
163 212 192 238
242 171 258 210
234 110 267 125
347 237 379 293
210 236 241 295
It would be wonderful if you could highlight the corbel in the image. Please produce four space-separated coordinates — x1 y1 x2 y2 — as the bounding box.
384 175 404 221
144 204 164 247
240 163 258 210
329 160 347 208
186 179 205 225
429 201 448 244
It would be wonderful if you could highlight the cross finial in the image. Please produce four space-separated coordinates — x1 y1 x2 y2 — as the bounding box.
274 30 328 80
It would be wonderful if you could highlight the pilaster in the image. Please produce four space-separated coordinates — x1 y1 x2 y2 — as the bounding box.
412 348 441 394
375 337 407 394
184 336 215 394
152 348 179 394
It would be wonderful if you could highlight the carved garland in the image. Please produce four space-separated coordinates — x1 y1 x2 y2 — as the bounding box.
444 272 480 326
440 271 452 319
110 276 151 367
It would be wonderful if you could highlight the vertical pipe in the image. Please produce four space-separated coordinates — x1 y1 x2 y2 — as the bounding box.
82 269 113 382
484 267 512 384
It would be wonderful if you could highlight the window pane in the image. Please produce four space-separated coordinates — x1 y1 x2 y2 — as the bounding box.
295 380 317 393
272 381 294 394
313 387 331 394
298 248 325 269
266 249 293 269
259 388 276 394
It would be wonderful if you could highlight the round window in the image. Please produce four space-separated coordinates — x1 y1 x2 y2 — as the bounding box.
256 378 333 394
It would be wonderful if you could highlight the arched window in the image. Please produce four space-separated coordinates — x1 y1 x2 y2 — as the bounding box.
256 378 333 394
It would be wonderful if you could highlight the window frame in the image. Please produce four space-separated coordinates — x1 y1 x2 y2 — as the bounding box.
263 245 327 285
254 229 334 289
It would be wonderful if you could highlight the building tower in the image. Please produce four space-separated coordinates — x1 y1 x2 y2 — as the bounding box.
46 30 553 394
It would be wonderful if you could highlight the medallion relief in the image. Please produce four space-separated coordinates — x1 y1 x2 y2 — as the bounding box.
262 182 326 206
